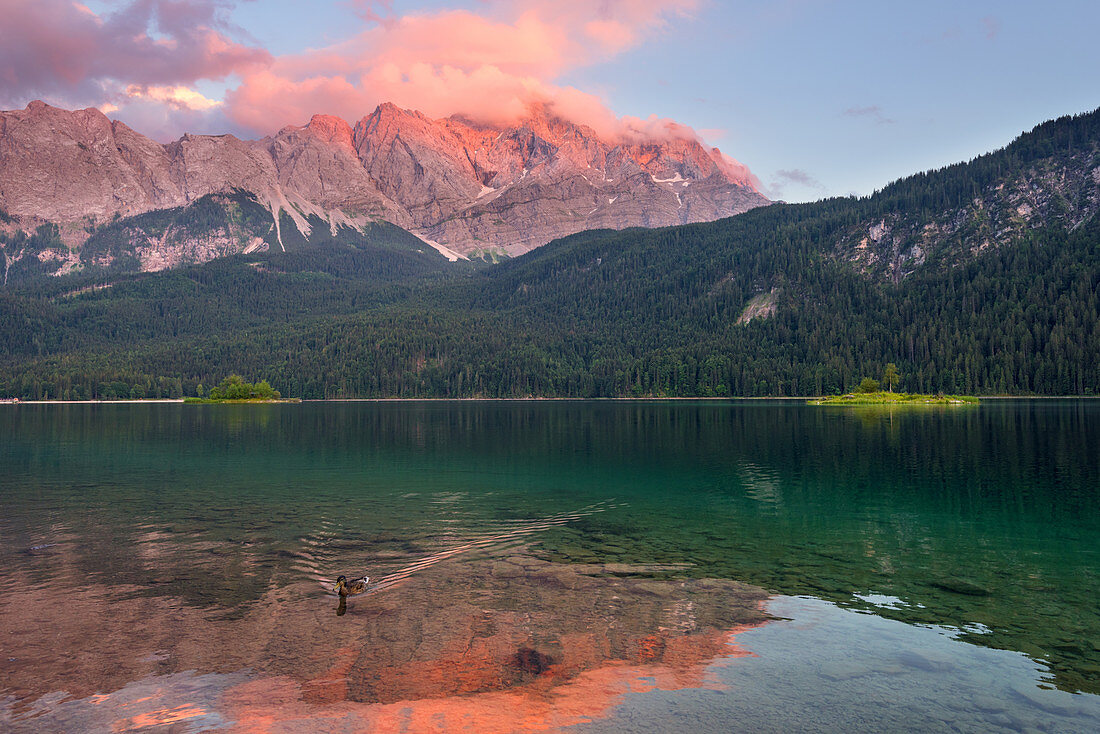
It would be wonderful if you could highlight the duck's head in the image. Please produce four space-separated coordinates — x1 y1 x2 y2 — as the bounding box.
333 575 347 594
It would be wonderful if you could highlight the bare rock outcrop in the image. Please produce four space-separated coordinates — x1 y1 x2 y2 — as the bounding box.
0 100 770 272
836 149 1100 282
0 101 183 221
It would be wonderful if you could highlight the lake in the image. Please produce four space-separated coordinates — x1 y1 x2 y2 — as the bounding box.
1 400 1098 732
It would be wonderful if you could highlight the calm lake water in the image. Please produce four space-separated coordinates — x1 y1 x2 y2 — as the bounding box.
1 400 1098 732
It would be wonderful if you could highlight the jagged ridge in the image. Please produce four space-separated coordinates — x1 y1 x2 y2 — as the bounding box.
0 101 768 275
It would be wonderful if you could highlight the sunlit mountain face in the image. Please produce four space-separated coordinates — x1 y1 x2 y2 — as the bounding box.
0 99 767 275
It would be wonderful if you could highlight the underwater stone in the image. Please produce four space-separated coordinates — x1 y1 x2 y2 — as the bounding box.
929 577 992 596
1008 683 1083 716
897 648 955 672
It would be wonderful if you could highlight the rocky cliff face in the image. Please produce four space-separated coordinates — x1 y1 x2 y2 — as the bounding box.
0 101 769 274
0 101 183 222
834 146 1100 283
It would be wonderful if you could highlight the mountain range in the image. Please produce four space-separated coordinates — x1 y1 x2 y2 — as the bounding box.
0 100 766 276
0 105 1097 399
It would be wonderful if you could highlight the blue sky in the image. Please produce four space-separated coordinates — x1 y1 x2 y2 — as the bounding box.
17 1 1100 201
229 0 1100 199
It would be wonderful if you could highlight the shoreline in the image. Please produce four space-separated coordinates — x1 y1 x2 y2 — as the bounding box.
2 395 1098 405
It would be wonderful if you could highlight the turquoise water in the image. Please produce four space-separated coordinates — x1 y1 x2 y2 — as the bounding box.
1 400 1098 732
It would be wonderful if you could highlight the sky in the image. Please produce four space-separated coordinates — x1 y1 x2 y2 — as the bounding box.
1 0 1098 201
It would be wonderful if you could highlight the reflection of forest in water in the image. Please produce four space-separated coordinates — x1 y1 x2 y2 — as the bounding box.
1 400 1098 699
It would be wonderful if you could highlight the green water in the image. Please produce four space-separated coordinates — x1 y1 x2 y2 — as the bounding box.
1 400 1098 731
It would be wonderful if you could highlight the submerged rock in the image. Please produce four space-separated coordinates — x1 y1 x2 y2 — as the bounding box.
929 577 992 596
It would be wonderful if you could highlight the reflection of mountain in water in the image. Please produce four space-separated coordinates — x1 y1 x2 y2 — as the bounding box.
315 557 766 706
3 400 1098 708
0 554 769 732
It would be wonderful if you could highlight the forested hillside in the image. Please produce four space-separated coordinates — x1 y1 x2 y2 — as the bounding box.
1 108 1097 399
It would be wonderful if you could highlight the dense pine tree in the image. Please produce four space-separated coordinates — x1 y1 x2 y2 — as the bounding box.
1 109 1098 399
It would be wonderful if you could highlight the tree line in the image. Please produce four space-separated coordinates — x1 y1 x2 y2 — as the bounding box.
0 108 1098 399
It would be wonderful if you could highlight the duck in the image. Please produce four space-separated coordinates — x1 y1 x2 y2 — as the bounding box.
333 575 369 597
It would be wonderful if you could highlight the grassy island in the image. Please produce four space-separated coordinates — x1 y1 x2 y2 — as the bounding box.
183 397 301 404
809 366 977 405
183 375 298 403
809 391 978 405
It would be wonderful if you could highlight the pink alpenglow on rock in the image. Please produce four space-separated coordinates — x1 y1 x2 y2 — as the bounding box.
0 100 769 269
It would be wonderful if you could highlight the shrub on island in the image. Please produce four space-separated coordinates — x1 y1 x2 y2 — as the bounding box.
186 375 283 402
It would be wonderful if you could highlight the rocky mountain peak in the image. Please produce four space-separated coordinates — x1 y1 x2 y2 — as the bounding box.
302 114 356 154
355 102 433 139
0 100 770 272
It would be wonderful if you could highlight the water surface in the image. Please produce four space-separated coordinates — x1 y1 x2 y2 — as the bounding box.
1 400 1098 731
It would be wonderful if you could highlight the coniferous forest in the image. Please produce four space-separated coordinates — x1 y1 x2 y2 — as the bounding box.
1 109 1098 399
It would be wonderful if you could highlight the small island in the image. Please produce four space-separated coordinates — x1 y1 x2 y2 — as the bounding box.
184 375 299 403
809 392 978 405
808 365 978 405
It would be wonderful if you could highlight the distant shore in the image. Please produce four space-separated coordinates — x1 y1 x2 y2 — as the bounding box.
2 399 186 404
3 395 1097 405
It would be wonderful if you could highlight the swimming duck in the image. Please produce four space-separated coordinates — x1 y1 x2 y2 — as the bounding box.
333 575 369 597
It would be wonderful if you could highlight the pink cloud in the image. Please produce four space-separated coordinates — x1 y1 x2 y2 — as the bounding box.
980 15 1001 41
349 0 395 26
1 0 750 162
223 0 706 142
0 0 269 110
